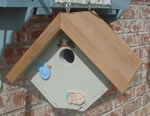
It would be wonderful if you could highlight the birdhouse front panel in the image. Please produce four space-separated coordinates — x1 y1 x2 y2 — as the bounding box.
25 31 111 111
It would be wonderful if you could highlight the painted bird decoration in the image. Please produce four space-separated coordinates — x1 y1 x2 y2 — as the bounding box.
36 62 51 80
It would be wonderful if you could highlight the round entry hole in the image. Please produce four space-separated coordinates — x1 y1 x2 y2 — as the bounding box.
60 49 75 63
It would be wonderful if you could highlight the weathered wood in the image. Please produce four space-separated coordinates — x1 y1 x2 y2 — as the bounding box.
6 11 142 92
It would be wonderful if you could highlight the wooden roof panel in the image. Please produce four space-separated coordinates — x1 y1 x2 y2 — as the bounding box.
60 12 142 92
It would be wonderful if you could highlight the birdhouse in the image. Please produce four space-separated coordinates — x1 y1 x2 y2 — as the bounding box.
24 31 111 111
6 11 142 111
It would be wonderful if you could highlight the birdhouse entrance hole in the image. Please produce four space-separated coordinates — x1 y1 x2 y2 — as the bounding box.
60 49 75 63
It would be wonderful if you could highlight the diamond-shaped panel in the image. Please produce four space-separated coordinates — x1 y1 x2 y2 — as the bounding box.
26 32 111 111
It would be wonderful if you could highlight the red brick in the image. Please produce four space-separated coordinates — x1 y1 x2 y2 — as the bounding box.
145 0 150 4
55 109 79 116
110 20 124 33
11 105 45 116
105 108 122 116
114 33 150 48
85 100 112 116
5 77 32 91
130 72 142 87
132 47 142 58
123 20 146 33
5 83 19 90
141 33 150 44
4 46 29 65
14 16 50 44
131 0 145 4
122 98 141 116
146 22 150 32
21 107 43 116
114 88 135 107
140 59 149 71
120 33 142 47
141 70 150 82
0 88 41 114
0 96 4 109
139 46 150 58
143 92 150 105
146 82 150 92
139 6 150 19
136 83 147 97
19 110 35 116
122 5 139 19
44 104 53 116
103 86 118 97
131 104 150 116
31 30 43 41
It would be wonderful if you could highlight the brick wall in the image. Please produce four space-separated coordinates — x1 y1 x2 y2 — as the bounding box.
0 0 149 116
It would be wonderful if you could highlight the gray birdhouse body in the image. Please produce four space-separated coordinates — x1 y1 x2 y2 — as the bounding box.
25 31 111 111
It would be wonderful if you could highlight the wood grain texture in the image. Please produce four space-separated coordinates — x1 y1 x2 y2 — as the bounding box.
6 14 61 84
6 11 142 92
60 12 142 92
